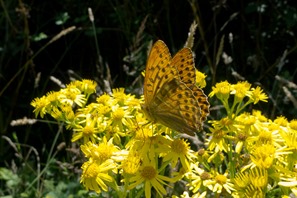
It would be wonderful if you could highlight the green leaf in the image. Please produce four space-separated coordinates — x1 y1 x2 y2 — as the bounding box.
0 167 21 189
55 12 70 25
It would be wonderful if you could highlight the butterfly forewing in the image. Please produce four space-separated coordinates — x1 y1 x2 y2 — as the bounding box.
143 40 176 105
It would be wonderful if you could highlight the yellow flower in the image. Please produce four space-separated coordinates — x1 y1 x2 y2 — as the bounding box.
121 151 142 174
236 112 257 126
126 124 153 150
207 127 229 153
250 86 268 104
59 85 86 107
196 148 210 163
195 70 207 88
96 93 113 106
279 127 297 150
111 105 132 129
244 185 264 198
289 119 297 130
249 168 268 188
161 138 196 171
78 79 97 95
203 171 234 194
250 144 275 169
274 116 288 127
112 88 127 105
233 184 264 198
232 171 250 189
80 137 119 163
209 117 239 134
257 128 274 145
50 106 63 120
209 81 230 100
138 134 168 163
252 110 268 122
230 81 251 101
186 162 205 193
80 159 116 193
247 122 283 148
72 116 99 142
128 159 173 198
46 91 60 106
243 136 291 171
31 95 50 118
61 104 76 127
233 168 267 198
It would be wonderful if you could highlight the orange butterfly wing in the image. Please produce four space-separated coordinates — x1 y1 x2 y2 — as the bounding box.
142 40 209 136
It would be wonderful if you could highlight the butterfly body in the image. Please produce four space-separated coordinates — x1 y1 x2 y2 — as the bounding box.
142 40 209 136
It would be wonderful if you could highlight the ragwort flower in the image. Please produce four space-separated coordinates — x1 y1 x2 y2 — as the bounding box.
128 159 173 198
161 138 196 171
80 159 116 193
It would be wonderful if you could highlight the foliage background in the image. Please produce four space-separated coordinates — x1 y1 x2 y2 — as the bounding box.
0 0 297 196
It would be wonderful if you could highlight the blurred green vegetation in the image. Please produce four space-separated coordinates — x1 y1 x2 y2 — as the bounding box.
0 0 297 197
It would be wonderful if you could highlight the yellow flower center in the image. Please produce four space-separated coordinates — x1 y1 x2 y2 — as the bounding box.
197 148 205 156
83 125 94 135
213 129 224 139
171 139 188 154
81 79 97 94
258 130 272 144
141 166 157 180
85 163 99 178
100 106 111 115
200 172 211 180
221 117 233 127
97 145 112 162
217 82 231 95
231 81 251 100
235 89 246 99
112 108 125 121
237 132 247 141
97 94 111 105
215 174 227 184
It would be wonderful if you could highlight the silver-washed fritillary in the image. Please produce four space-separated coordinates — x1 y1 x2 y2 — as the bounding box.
142 40 210 136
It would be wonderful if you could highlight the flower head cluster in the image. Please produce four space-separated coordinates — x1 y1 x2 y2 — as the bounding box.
209 81 268 117
31 79 297 197
207 81 297 197
31 79 198 197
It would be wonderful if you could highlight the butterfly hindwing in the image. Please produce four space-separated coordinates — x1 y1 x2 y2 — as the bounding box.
191 86 210 122
172 47 210 123
152 79 201 135
144 40 176 104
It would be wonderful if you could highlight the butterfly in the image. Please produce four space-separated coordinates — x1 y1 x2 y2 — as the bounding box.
142 40 210 136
